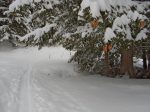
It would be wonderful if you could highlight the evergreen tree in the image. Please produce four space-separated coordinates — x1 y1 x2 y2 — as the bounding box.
3 0 150 78
63 0 130 74
6 0 58 46
63 0 150 77
0 0 10 40
5 0 81 48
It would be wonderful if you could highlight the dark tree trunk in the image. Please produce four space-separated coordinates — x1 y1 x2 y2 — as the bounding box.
104 52 109 66
120 49 135 78
147 50 150 76
143 50 147 70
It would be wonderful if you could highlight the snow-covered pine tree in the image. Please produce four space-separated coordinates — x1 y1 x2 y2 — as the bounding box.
64 0 150 77
5 0 59 47
64 0 128 74
63 9 109 73
109 1 150 77
101 0 149 77
5 0 81 48
136 1 150 76
2 0 150 78
0 0 10 40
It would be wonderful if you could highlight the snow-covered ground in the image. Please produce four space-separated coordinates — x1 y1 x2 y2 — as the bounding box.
0 46 150 112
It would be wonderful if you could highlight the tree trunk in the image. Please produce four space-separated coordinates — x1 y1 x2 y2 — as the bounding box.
147 51 150 77
143 50 147 70
120 49 135 78
105 52 109 66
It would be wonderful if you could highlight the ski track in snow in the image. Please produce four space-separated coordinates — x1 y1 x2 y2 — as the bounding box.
0 47 88 112
0 56 33 112
18 65 32 112
32 70 88 112
0 47 150 112
0 61 87 112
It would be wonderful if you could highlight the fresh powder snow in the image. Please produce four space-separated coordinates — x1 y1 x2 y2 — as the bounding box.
0 46 150 112
0 0 150 112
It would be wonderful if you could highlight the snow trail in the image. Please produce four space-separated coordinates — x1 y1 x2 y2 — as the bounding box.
0 54 33 112
0 47 150 112
32 70 88 112
0 47 89 112
18 65 33 112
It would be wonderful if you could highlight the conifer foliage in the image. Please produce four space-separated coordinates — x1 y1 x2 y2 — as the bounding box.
0 0 11 40
63 0 150 77
1 0 150 78
4 0 81 48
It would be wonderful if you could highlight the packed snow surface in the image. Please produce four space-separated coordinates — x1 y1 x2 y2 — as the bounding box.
0 46 150 112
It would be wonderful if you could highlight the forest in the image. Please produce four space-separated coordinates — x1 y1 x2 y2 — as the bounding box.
0 1 150 112
0 0 150 78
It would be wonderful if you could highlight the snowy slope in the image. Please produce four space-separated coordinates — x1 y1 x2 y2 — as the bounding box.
0 46 150 112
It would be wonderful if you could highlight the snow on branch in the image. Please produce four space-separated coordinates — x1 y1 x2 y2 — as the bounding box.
20 23 56 41
136 29 149 40
112 14 131 34
78 0 133 17
9 0 61 12
104 27 116 43
9 0 33 11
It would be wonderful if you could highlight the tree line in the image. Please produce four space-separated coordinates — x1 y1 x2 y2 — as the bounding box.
0 0 150 78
